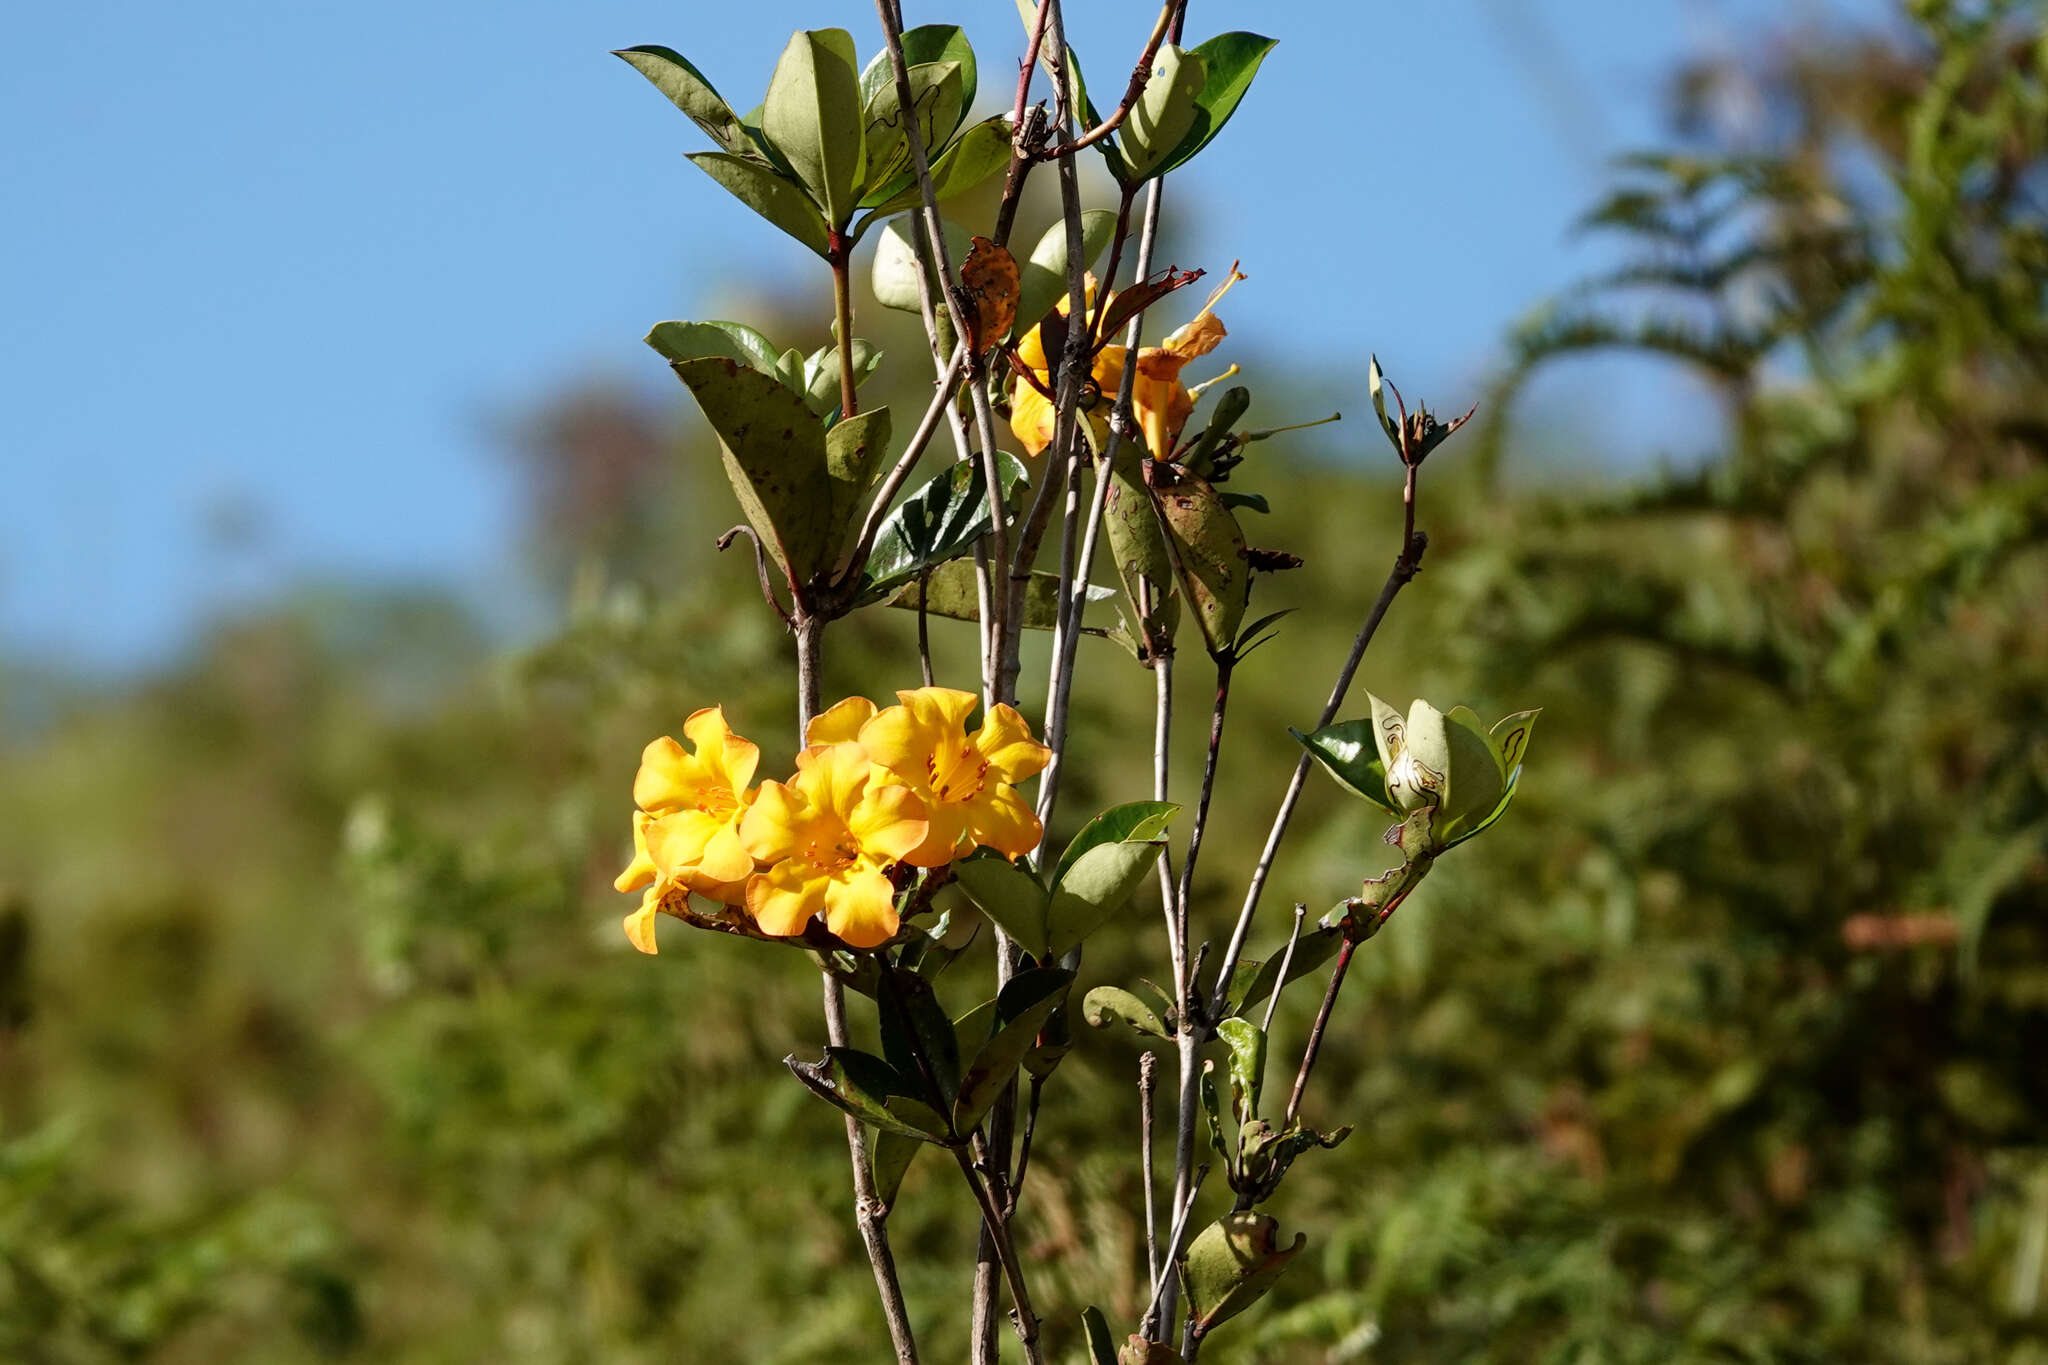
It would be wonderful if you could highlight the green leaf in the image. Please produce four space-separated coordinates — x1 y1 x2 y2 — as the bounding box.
1105 438 1180 650
1216 1018 1267 1122
1217 491 1268 514
1490 708 1540 776
1014 209 1119 340
785 1047 954 1141
876 966 962 1109
1081 1306 1118 1365
1367 355 1401 447
955 968 1073 1133
1051 801 1179 889
951 852 1049 959
1231 921 1344 1016
1180 1213 1306 1333
953 997 998 1061
774 346 806 392
1366 691 1405 769
613 45 757 159
870 1130 923 1205
1154 469 1249 655
1440 768 1522 851
858 62 967 209
861 25 977 112
1439 706 1504 837
685 151 831 257
762 29 866 229
668 357 834 583
1153 33 1278 177
1120 46 1207 181
799 339 883 417
1046 838 1167 959
824 406 891 569
1082 985 1168 1038
871 216 973 313
854 115 1013 227
643 319 783 378
1185 385 1252 474
1292 720 1395 813
862 454 1030 598
887 560 1112 630
1390 698 1449 812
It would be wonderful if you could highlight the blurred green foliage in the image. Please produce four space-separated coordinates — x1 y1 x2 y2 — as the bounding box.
2 3 2044 1360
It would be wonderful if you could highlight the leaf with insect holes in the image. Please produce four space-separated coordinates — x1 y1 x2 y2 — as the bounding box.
960 236 1020 356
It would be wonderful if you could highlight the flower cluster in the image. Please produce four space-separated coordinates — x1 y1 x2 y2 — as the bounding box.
616 687 1051 954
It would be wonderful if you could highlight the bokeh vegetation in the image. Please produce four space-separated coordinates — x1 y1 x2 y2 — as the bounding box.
3 3 2044 1360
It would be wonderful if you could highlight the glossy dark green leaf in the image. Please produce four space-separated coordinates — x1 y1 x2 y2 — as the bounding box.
669 356 834 582
1181 1213 1306 1333
877 966 962 1110
952 997 998 1060
1217 491 1268 514
1081 1305 1118 1365
870 1129 923 1205
785 1047 953 1141
951 851 1048 959
1082 985 1168 1038
955 967 1073 1132
644 319 782 377
1185 385 1252 474
862 454 1029 598
762 29 866 228
1051 801 1179 889
614 45 757 158
1153 33 1278 177
685 151 831 257
1291 719 1396 814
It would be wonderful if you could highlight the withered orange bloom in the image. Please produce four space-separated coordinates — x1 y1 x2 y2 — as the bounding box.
858 686 1052 867
1008 266 1245 462
739 742 928 949
616 707 760 954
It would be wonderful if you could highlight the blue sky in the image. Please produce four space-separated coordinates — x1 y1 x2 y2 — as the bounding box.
2 1 1886 671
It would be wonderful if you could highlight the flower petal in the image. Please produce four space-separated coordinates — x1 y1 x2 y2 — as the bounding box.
806 696 876 748
631 735 697 813
740 780 814 863
614 810 657 893
823 864 901 948
1008 377 1058 456
696 816 756 884
974 704 1051 783
901 796 968 868
683 706 758 795
623 890 662 955
647 808 726 875
747 859 827 938
849 781 930 863
965 786 1043 860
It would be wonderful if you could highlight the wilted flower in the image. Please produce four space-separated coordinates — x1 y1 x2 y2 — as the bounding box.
858 686 1051 866
616 707 761 953
739 742 929 948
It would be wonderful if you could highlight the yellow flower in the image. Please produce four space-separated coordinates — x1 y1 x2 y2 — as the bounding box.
616 707 761 954
739 742 929 948
1009 279 1126 457
1132 265 1242 461
1009 266 1245 462
858 686 1052 867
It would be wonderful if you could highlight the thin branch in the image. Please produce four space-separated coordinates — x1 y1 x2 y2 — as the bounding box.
1140 1050 1161 1288
1258 904 1308 1036
1172 657 1233 994
1009 1075 1045 1206
1139 1163 1208 1339
952 1149 1050 1365
990 0 1055 247
831 245 860 420
917 567 935 687
1283 935 1359 1129
1205 462 1427 1021
840 338 969 584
